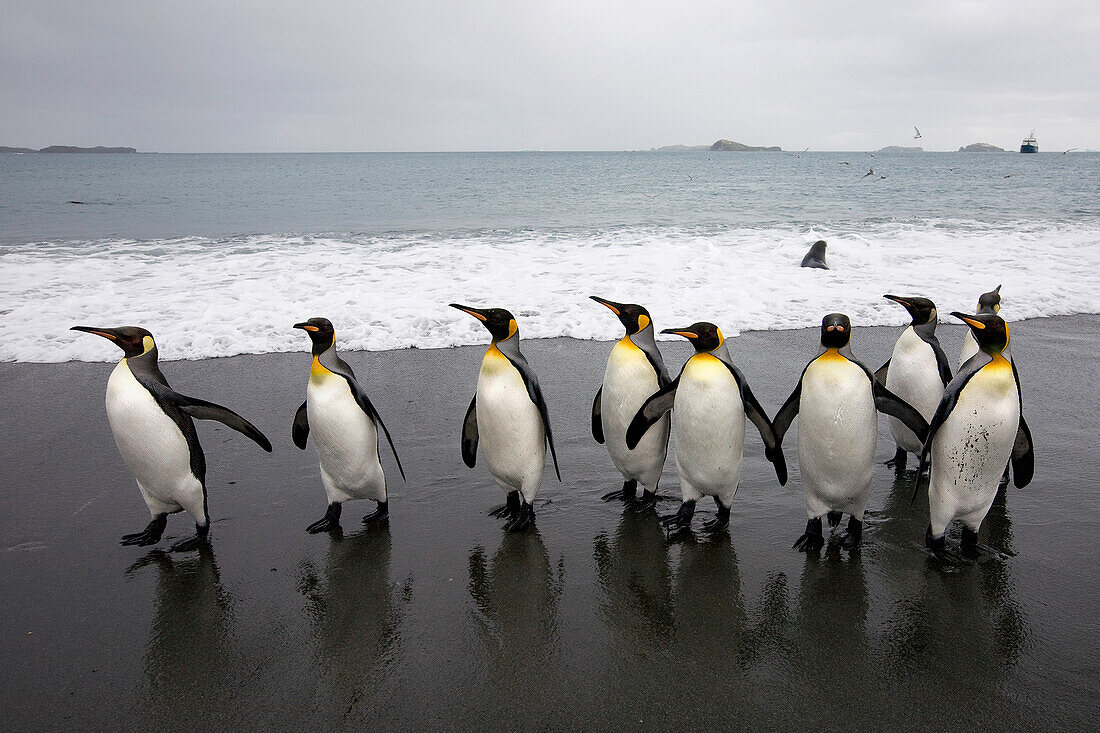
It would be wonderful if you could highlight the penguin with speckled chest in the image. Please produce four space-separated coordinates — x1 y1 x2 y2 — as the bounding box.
773 314 929 551
626 322 787 538
875 295 952 472
589 296 670 507
916 312 1033 560
71 326 272 551
958 285 1002 369
451 304 561 531
292 318 405 533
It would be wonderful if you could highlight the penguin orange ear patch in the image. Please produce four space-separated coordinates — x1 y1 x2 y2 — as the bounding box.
637 314 650 331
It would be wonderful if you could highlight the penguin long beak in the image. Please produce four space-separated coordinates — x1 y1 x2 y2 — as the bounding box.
951 312 986 330
293 322 319 332
589 296 626 315
449 303 488 321
71 325 120 341
661 327 699 339
883 294 912 308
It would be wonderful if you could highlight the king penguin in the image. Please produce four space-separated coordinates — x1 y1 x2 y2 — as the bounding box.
292 318 405 533
589 296 670 507
958 285 1002 369
875 294 952 472
915 312 1033 559
450 304 561 531
626 322 787 538
773 314 929 552
71 326 272 551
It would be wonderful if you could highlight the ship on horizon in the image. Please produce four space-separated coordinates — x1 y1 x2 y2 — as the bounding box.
1020 131 1038 153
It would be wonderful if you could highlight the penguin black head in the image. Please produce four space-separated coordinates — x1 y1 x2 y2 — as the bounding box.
661 322 723 352
71 325 155 358
820 313 851 349
951 312 1009 355
293 317 335 355
450 304 517 342
977 285 1002 315
590 296 653 335
883 294 938 326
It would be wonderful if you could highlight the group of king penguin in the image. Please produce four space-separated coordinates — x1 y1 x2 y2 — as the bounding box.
71 284 1033 561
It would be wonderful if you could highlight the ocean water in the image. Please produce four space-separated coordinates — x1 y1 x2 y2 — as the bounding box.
1 151 1098 362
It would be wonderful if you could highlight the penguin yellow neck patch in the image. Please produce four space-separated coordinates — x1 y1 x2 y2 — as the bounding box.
818 347 846 363
310 356 334 381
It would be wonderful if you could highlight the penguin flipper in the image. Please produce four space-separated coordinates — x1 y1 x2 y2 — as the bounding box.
462 395 479 468
873 360 890 384
174 395 273 452
873 381 929 444
626 376 679 450
738 377 788 486
591 387 604 444
1011 415 1034 488
292 401 309 449
910 357 987 502
501 348 561 481
773 373 805 445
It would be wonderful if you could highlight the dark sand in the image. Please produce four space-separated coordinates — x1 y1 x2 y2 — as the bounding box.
1 316 1097 730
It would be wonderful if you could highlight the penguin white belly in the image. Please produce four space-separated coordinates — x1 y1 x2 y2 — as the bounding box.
885 327 944 453
672 356 745 500
307 372 384 503
928 362 1019 535
602 339 668 490
797 356 877 519
477 349 546 501
105 360 199 515
958 330 979 370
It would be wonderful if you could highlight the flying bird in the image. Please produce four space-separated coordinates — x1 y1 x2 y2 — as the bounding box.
914 126 922 140
1063 148 1078 155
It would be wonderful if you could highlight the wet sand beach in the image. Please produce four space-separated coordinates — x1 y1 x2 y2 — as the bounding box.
1 316 1097 730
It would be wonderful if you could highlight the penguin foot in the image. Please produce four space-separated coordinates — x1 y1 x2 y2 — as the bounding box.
601 479 638 502
489 491 521 518
660 500 696 539
826 511 843 529
630 489 660 512
504 503 535 532
701 501 731 534
885 447 907 471
960 527 979 558
793 518 825 553
840 517 863 550
306 502 342 534
169 524 210 553
362 500 389 525
925 526 962 563
120 514 168 547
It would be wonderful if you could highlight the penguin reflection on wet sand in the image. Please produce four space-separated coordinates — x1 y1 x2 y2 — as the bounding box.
589 296 670 507
129 546 233 719
916 313 1033 560
875 295 952 472
773 314 929 552
292 318 405 533
451 304 561 531
626 322 787 538
71 326 272 551
298 527 406 710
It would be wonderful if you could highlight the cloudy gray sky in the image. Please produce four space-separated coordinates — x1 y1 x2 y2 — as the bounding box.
3 0 1097 152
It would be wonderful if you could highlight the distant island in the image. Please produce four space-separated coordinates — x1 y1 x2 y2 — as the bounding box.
654 139 782 152
1 145 137 154
877 146 923 153
958 143 1005 152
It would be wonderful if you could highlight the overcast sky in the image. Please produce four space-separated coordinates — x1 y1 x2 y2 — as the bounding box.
3 0 1097 152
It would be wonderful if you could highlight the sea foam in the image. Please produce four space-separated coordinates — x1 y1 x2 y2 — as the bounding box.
3 221 1099 362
